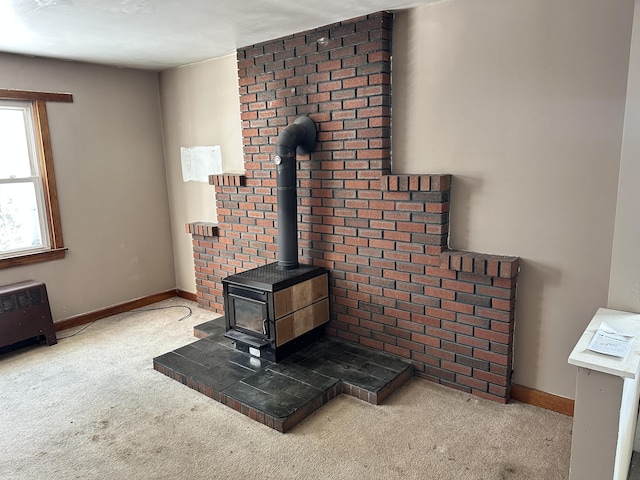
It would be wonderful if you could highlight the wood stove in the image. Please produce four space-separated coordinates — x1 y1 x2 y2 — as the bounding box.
223 263 329 362
223 116 329 361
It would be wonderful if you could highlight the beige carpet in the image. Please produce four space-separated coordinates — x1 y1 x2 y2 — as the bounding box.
0 298 572 479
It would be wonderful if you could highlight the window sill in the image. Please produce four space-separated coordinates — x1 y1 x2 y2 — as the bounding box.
0 248 67 269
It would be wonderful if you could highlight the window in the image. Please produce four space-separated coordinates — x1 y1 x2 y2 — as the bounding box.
0 89 72 268
0 101 49 254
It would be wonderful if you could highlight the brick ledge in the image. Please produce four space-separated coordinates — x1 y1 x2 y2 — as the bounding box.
440 249 519 278
185 222 218 237
380 174 451 192
209 174 245 187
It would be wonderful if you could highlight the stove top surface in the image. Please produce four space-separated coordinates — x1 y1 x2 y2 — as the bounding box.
223 263 326 291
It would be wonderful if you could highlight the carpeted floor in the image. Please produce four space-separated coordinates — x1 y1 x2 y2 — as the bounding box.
0 297 572 479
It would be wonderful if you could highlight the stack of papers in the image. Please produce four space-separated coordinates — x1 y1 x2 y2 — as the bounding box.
588 322 635 359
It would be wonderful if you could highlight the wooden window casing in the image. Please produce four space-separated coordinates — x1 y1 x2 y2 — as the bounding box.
0 89 72 269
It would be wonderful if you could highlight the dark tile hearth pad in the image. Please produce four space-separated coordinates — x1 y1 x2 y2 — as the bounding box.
153 317 413 432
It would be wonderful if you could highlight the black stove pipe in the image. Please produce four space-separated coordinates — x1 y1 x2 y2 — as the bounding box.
274 116 317 270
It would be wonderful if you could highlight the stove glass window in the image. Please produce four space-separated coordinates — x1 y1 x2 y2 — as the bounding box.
233 296 267 335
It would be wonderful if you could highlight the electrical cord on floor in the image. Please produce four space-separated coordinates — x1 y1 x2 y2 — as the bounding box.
57 321 95 340
130 305 193 322
56 305 193 340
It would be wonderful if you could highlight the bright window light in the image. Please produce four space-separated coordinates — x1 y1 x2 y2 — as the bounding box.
0 101 50 257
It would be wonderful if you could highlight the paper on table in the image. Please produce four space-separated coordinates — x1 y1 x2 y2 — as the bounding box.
587 322 635 358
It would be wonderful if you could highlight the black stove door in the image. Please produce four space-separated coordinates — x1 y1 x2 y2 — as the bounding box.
228 287 269 338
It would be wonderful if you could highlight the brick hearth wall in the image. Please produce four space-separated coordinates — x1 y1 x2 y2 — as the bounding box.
187 12 519 403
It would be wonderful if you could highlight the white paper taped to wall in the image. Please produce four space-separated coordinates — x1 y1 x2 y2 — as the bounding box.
180 146 222 182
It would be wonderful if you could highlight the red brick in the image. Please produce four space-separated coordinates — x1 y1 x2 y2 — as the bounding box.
397 222 426 233
474 369 509 387
490 342 511 356
316 59 342 72
473 390 508 404
407 294 438 308
493 277 517 289
458 272 491 285
474 349 509 366
457 375 488 392
383 307 411 321
456 354 488 370
383 270 410 282
411 332 440 348
475 307 513 323
411 314 440 328
475 285 514 299
473 328 510 345
384 344 411 358
397 338 426 353
441 361 472 377
425 203 449 213
441 300 474 315
456 314 490 328
397 319 425 334
499 258 520 278
424 347 455 362
425 307 456 322
462 254 474 272
369 239 395 250
360 337 384 350
457 334 489 350
443 252 459 270
490 320 513 334
424 287 456 301
487 384 509 400
441 279 475 294
441 341 473 357
384 326 411 340
382 288 410 302
383 231 412 242
413 254 439 266
486 259 500 277
425 327 455 342
396 262 425 275
425 267 457 279
492 298 516 311
440 320 473 336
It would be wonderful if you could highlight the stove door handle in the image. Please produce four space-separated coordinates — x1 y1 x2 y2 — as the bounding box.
262 318 269 337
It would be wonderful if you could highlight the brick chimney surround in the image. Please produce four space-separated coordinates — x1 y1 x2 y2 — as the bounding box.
186 11 519 403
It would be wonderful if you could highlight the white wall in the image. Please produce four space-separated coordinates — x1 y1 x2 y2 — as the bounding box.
609 0 640 314
0 53 175 321
392 0 633 398
159 55 244 294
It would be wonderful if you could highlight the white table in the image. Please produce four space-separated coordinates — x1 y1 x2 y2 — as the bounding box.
568 308 640 480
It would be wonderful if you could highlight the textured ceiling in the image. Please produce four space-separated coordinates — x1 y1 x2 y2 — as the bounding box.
0 0 436 71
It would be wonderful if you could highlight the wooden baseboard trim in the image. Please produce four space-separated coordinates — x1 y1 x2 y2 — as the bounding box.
511 384 574 417
176 289 197 302
54 289 178 332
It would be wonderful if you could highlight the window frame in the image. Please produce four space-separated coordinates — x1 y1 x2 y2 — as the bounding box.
0 89 72 269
